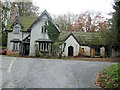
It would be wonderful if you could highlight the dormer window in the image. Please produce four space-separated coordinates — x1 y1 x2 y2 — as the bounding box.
42 26 46 33
14 27 20 34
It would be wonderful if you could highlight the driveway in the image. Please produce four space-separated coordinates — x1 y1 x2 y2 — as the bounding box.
1 56 116 88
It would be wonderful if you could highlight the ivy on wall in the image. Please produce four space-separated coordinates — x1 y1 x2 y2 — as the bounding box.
45 20 60 42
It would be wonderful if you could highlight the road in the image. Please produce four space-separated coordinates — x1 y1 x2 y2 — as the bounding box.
1 55 117 88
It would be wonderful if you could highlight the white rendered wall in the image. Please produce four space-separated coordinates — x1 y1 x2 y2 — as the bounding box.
7 24 22 52
62 35 80 56
29 15 50 56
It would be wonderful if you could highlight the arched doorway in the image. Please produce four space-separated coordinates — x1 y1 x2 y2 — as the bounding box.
68 46 74 56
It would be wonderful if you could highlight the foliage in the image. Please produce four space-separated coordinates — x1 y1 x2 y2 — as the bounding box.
1 31 7 46
45 20 60 42
34 44 41 57
12 1 39 17
0 2 10 46
59 42 66 58
72 11 108 32
99 1 120 57
110 1 120 47
95 63 120 88
54 13 78 31
51 42 66 58
51 42 60 56
0 2 10 30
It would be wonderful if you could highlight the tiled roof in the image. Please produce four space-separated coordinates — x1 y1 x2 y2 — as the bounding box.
59 31 105 46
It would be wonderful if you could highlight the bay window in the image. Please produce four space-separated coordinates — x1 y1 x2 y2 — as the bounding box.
39 42 49 51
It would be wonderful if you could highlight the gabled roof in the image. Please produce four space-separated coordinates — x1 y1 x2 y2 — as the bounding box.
59 31 105 46
5 10 60 32
64 33 80 45
28 10 60 32
11 19 24 29
5 16 38 31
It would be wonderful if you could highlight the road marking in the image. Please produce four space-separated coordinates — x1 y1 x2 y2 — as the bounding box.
8 58 16 72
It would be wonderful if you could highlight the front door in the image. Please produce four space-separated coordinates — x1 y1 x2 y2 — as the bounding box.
24 44 30 55
68 46 73 56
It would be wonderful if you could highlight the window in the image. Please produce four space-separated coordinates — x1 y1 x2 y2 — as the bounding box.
14 27 19 34
42 26 46 33
39 43 49 51
95 48 100 56
13 42 18 51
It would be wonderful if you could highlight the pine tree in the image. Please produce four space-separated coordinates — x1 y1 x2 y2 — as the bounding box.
112 1 120 46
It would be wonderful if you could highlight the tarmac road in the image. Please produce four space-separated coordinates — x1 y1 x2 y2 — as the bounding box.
1 55 116 88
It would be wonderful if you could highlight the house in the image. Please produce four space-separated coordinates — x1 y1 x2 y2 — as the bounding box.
5 10 106 57
59 31 105 57
5 10 60 56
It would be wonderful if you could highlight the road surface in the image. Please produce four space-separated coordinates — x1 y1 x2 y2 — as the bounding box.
1 55 116 88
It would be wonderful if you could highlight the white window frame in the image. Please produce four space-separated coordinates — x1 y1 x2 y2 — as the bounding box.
14 26 20 34
13 42 18 51
39 42 49 51
42 26 46 33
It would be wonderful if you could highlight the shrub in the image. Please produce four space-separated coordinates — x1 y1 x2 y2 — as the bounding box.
34 44 42 57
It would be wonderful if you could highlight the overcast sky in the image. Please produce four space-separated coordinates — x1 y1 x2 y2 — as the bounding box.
33 0 114 18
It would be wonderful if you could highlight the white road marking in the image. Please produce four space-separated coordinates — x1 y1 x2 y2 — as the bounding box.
8 58 16 72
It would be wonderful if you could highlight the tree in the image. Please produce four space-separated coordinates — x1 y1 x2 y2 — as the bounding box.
13 1 39 17
72 11 108 32
54 13 78 31
0 1 10 46
111 1 120 46
100 1 120 57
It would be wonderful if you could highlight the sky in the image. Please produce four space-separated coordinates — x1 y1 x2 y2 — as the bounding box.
33 0 114 18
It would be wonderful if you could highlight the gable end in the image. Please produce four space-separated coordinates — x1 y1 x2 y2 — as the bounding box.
11 19 24 29
64 33 81 45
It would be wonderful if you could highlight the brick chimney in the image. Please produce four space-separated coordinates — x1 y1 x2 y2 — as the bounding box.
10 5 17 21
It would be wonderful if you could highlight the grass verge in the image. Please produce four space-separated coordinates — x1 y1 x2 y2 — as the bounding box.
95 63 120 88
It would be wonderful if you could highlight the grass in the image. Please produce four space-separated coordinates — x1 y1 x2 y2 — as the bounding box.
95 63 120 88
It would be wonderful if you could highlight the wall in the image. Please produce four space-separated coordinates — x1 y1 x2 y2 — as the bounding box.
7 24 22 52
29 15 50 56
62 35 80 56
7 24 30 53
100 46 105 57
80 46 90 56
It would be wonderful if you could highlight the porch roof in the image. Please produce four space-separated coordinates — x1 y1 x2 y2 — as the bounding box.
35 39 52 43
10 39 21 42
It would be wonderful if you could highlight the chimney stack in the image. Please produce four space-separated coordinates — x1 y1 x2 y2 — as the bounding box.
10 5 17 21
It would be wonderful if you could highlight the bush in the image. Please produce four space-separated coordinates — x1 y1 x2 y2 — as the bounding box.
34 44 42 57
95 63 120 88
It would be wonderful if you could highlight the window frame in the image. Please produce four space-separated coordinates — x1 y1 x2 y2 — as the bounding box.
14 26 20 34
13 42 19 51
39 42 49 52
42 25 46 33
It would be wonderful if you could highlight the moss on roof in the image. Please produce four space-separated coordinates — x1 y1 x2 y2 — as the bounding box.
5 16 38 31
59 31 105 46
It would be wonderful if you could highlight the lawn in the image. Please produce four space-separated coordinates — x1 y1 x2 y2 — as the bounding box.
95 63 120 88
